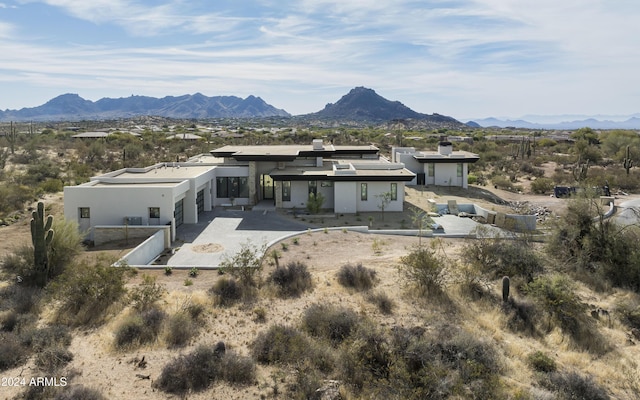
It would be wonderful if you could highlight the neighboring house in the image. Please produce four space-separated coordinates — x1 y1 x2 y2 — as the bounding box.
64 139 415 240
391 142 479 188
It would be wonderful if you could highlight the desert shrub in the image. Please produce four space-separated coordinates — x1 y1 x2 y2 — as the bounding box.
340 324 392 389
35 347 73 372
0 184 34 217
128 274 166 310
301 303 360 345
541 371 609 400
0 283 41 314
0 332 27 371
616 297 640 329
114 308 165 349
210 277 244 306
531 177 554 194
154 344 218 394
154 343 253 394
462 234 542 282
49 259 129 326
0 310 18 332
251 324 311 364
269 261 314 298
22 325 72 351
47 218 84 279
337 263 377 291
367 291 394 314
398 245 447 294
53 386 107 400
492 176 516 191
165 312 196 347
219 351 257 384
219 240 265 287
306 192 325 214
438 331 502 383
527 351 557 373
503 298 539 336
527 274 609 354
39 178 63 194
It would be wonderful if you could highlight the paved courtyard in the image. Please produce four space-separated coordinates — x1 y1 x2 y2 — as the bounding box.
167 208 309 268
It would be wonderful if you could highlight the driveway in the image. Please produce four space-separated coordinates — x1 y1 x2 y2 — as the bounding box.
167 209 309 268
615 198 640 226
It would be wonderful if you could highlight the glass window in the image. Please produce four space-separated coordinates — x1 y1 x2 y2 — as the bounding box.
229 177 240 198
457 163 463 177
239 177 249 198
321 181 333 187
282 181 291 201
390 183 397 201
216 177 228 198
308 180 317 195
427 163 435 177
149 207 160 219
79 207 90 218
361 183 368 201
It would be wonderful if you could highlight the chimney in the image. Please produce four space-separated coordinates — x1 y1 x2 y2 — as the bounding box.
438 141 452 156
312 139 324 151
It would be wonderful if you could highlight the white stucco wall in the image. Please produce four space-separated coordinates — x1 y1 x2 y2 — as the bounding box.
356 181 403 212
334 182 357 213
64 181 189 239
433 164 461 187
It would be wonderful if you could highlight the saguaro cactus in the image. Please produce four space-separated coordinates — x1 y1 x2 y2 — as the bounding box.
623 145 633 175
502 276 510 303
31 202 54 286
572 156 590 182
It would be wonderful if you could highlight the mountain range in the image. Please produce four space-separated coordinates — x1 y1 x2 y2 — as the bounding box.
469 116 640 130
0 87 464 127
0 93 290 122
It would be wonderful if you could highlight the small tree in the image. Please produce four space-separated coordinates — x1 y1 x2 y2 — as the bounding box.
306 192 324 214
375 191 392 221
398 243 447 294
219 240 265 287
410 208 430 247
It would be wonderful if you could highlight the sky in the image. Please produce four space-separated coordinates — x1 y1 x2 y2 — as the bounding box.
0 0 638 121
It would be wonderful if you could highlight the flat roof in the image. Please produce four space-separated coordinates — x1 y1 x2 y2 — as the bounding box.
413 150 480 163
92 182 183 188
210 144 379 161
106 164 216 180
269 165 415 182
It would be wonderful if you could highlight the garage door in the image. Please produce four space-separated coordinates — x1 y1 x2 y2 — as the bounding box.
174 199 184 227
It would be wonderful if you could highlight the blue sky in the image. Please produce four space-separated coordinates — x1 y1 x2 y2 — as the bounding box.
0 0 638 120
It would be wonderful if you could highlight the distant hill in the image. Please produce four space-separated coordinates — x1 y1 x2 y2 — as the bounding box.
0 93 291 122
470 116 640 130
300 87 464 127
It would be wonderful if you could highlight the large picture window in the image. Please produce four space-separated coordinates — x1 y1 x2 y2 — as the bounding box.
216 177 249 198
282 181 291 201
390 183 397 201
361 183 368 201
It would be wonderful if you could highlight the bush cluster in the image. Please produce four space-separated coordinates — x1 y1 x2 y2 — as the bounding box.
268 261 314 298
337 263 377 291
114 307 166 349
462 235 542 282
541 371 609 400
301 303 361 345
154 342 255 394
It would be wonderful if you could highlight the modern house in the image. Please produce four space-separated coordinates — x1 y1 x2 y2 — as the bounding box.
392 142 479 188
64 139 415 241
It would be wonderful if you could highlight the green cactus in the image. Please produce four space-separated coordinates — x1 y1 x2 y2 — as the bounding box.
31 201 54 287
502 276 510 303
572 156 590 182
623 145 633 175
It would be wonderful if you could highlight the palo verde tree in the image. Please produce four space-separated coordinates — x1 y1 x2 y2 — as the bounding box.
31 201 54 287
375 191 393 221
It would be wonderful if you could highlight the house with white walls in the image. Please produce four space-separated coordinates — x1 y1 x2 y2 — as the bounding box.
391 142 479 189
64 139 415 241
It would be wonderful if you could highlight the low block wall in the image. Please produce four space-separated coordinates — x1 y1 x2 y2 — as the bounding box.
437 203 537 231
116 229 166 266
94 225 171 247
